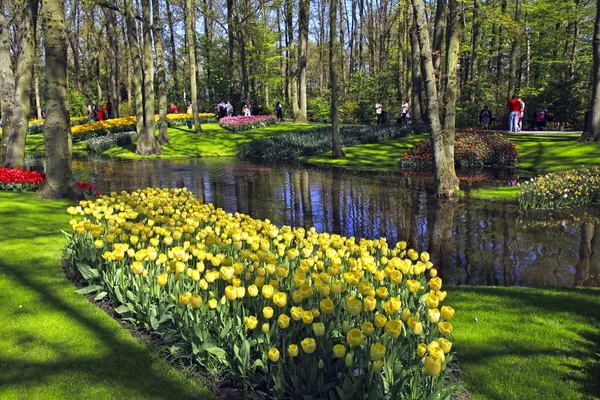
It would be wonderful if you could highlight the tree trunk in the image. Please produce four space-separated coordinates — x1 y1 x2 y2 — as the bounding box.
34 62 42 120
185 0 202 133
153 0 168 144
412 0 459 197
432 0 446 82
469 0 480 82
443 0 462 139
166 0 179 99
227 0 235 101
5 1 36 168
581 0 600 141
105 8 119 118
125 0 146 140
296 0 309 123
37 0 81 201
507 0 521 101
0 12 15 166
285 0 299 119
526 11 531 86
410 17 424 124
330 0 344 158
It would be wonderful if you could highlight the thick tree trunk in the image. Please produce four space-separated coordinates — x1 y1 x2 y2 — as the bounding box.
444 0 463 130
507 0 521 101
34 62 42 120
37 0 81 201
152 0 168 144
185 0 202 133
581 0 600 141
166 0 179 99
227 0 235 101
410 18 424 124
330 0 344 159
105 8 119 118
125 0 146 140
0 12 15 166
296 0 309 123
285 0 299 119
469 0 480 82
412 0 459 197
432 0 446 81
5 1 36 168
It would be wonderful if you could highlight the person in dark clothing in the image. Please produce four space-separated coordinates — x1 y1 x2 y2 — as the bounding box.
105 100 113 119
276 102 284 121
479 106 492 130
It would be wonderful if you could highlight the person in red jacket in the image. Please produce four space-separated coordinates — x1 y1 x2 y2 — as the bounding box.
98 104 104 121
105 100 112 119
170 103 179 114
507 95 521 132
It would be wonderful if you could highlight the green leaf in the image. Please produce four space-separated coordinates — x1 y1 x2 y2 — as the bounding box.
75 284 103 295
114 304 131 315
252 359 265 371
94 291 108 301
76 262 99 280
204 346 227 362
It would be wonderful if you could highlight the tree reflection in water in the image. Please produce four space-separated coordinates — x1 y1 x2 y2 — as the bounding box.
28 156 600 287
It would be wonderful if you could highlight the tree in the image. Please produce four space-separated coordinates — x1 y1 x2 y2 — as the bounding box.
581 0 600 141
330 0 344 158
412 0 459 197
152 0 169 144
37 0 81 200
296 0 309 123
186 0 202 134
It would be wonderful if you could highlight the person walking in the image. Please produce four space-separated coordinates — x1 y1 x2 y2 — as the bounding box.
105 99 113 119
375 99 383 126
507 95 521 132
276 102 284 121
170 103 179 114
401 99 410 124
186 102 192 114
226 101 233 117
242 99 251 116
518 96 525 132
97 104 104 122
479 106 492 130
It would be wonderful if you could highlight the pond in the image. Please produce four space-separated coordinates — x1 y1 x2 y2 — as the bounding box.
27 155 600 288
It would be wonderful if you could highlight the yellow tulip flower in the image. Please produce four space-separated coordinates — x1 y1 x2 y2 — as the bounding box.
290 306 303 321
278 314 291 329
438 322 453 337
179 292 192 306
273 292 287 308
313 322 325 337
347 328 364 347
262 323 270 333
333 344 346 358
428 308 441 324
384 320 402 339
263 306 274 319
245 316 258 330
208 298 217 309
224 285 238 301
301 311 314 324
424 355 442 376
372 360 384 373
429 277 442 291
425 294 439 308
319 298 335 314
362 322 375 336
346 298 362 316
262 284 274 299
437 338 453 354
370 343 386 361
406 279 421 293
441 305 455 321
417 343 427 357
301 337 317 354
268 348 280 362
190 294 203 309
157 273 168 287
374 312 387 328
247 284 259 297
288 344 299 357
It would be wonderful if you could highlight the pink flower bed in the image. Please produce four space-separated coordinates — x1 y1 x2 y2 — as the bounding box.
219 115 278 132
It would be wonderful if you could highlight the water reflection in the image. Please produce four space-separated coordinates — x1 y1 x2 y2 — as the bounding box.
27 156 600 287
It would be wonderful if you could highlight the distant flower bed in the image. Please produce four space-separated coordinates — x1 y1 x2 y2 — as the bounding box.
518 166 600 209
400 129 518 171
220 115 278 132
0 116 92 136
238 125 425 163
0 167 99 195
0 168 45 192
85 131 138 153
167 113 216 126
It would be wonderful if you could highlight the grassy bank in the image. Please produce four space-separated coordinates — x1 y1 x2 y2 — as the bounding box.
303 132 600 202
0 191 598 399
0 192 216 400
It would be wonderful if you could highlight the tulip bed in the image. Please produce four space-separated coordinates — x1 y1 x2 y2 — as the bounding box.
85 131 138 154
0 167 100 195
518 166 600 209
400 129 518 171
219 115 278 132
167 113 217 127
65 187 461 399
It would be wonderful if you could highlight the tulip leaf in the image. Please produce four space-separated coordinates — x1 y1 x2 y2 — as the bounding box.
114 304 131 316
76 263 99 281
94 291 108 301
75 284 103 295
204 346 227 362
252 359 265 371
150 315 159 330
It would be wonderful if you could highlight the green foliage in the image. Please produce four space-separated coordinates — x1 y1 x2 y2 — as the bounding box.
518 166 600 209
119 102 134 117
85 131 138 153
307 96 330 123
238 125 424 163
68 89 87 117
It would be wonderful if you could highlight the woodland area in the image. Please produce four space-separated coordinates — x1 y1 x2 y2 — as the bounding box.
0 0 596 126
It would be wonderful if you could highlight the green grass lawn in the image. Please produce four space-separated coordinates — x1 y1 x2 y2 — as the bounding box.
24 133 88 155
1 192 599 400
0 192 216 400
102 122 323 159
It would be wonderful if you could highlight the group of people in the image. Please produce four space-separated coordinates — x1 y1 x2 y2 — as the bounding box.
507 95 526 132
479 96 549 132
375 99 412 126
86 101 113 122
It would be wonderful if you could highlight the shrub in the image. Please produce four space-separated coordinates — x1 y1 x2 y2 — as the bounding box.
307 97 330 123
220 115 278 132
400 129 518 171
238 125 425 163
518 166 600 209
65 187 461 399
85 131 138 153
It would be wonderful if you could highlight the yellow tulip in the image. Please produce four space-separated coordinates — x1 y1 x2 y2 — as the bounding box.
425 294 439 308
263 306 274 319
262 284 274 299
417 343 427 357
429 346 446 363
190 294 203 309
179 292 192 306
272 292 287 308
208 298 217 309
333 344 346 358
278 314 291 329
262 323 270 333
436 290 448 302
290 306 303 321
363 296 376 312
268 348 280 362
401 308 412 322
438 322 453 337
94 240 104 249
347 328 364 347
320 298 335 314
292 290 304 304
374 312 387 328
330 281 346 294
288 344 299 357
441 305 455 321
428 308 440 324
424 355 442 376
301 311 314 324
247 284 258 297
313 322 325 336
372 360 384 373
406 279 421 293
429 277 442 291
236 286 245 298
384 320 402 339
344 352 353 367
245 316 258 330
411 321 423 335
131 261 144 275
362 322 375 336
429 268 438 278
157 273 168 286
301 337 317 354
370 343 386 361
346 298 362 316
437 338 452 354
225 285 237 301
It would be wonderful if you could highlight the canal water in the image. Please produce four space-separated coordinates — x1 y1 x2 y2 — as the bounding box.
28 156 600 287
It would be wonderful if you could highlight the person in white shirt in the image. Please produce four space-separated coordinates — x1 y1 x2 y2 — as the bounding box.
518 96 525 132
375 99 383 126
401 99 410 124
